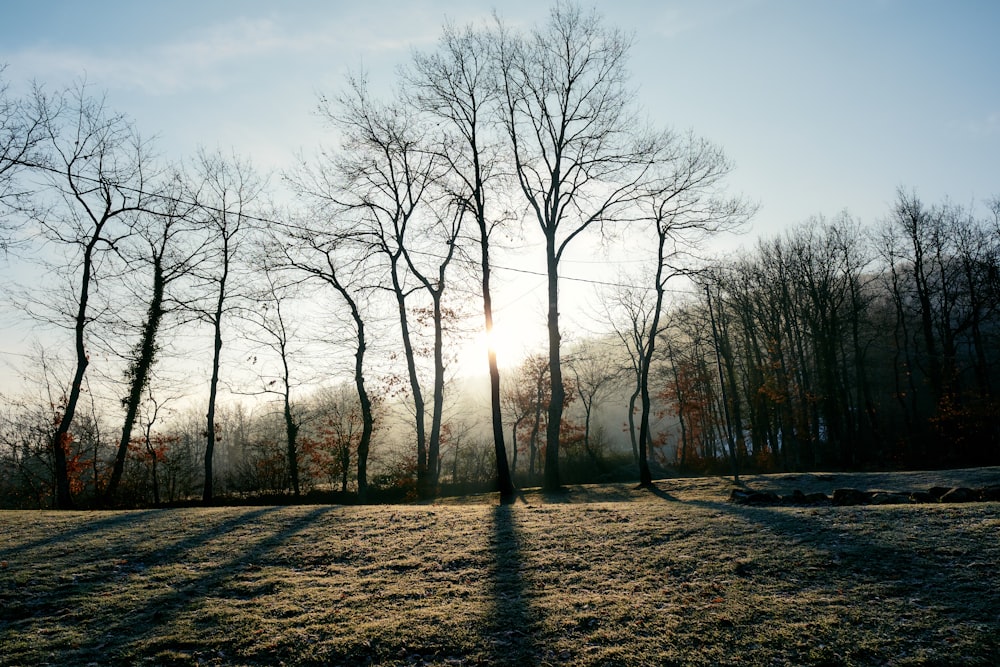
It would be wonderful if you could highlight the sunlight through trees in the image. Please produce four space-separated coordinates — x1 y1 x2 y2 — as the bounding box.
1 5 998 508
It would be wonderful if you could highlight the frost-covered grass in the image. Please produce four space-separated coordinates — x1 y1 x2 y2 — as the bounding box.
1 468 999 666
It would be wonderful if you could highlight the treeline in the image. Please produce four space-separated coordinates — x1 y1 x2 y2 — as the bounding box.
1 4 997 510
651 196 1000 474
0 4 748 509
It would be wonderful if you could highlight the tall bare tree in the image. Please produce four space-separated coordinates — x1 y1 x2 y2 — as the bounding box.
407 21 516 502
496 3 657 490
191 149 263 503
104 175 202 504
317 76 457 497
282 154 384 501
633 134 751 486
26 83 156 508
287 234 377 500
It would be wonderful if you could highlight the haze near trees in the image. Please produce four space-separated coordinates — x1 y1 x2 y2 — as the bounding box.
0 4 997 509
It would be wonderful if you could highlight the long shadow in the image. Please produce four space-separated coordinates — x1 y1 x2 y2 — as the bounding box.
684 497 923 574
2 505 331 664
0 509 165 560
684 497 1000 618
644 484 680 502
131 506 285 563
97 506 335 659
488 504 539 666
638 491 1000 660
641 478 1000 608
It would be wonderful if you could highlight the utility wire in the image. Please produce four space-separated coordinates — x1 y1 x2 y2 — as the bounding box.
20 161 702 295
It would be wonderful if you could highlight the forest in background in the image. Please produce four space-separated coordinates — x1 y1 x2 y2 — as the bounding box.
1 3 998 509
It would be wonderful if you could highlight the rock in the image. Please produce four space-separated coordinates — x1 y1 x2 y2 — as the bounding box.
803 492 830 505
833 488 872 506
979 486 1000 502
869 492 912 505
731 483 999 506
783 490 807 504
940 487 977 503
782 490 829 505
729 489 752 504
746 491 781 504
727 489 782 505
909 491 935 503
729 489 782 505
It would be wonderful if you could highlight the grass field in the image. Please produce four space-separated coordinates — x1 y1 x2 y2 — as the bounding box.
1 468 999 666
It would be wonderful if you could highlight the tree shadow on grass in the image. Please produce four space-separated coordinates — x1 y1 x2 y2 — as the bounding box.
683 497 1000 661
488 504 539 666
685 497 929 576
644 484 680 502
117 506 336 648
0 509 165 560
2 506 332 665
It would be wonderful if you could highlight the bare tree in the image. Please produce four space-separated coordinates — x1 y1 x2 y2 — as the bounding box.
496 3 658 490
500 352 553 480
190 149 263 503
104 175 203 503
499 358 537 480
602 279 656 466
401 204 463 497
304 383 381 494
25 83 157 508
565 339 620 466
317 76 458 497
136 386 174 506
278 179 381 500
407 21 516 502
239 251 309 498
632 134 752 486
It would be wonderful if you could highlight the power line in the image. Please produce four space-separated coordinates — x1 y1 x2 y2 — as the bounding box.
20 161 700 295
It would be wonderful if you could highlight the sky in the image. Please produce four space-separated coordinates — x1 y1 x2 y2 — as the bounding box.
1 0 999 396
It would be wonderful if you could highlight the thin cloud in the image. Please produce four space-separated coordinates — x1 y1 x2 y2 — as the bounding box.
4 14 436 97
647 0 762 40
971 112 1000 136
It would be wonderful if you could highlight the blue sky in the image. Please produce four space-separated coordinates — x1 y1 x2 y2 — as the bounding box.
3 0 996 231
1 0 999 393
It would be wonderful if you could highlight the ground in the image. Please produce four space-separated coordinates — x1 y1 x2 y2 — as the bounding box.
1 468 999 666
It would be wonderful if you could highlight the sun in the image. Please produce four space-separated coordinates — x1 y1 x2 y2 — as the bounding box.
454 320 541 378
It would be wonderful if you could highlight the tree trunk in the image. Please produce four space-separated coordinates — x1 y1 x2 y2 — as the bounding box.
353 311 373 502
427 292 446 495
706 286 739 484
626 381 640 465
666 344 688 469
203 270 226 504
315 262 372 503
106 258 164 504
636 230 667 488
391 256 427 493
283 378 300 498
481 236 515 502
543 241 563 491
510 417 520 479
52 233 103 509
